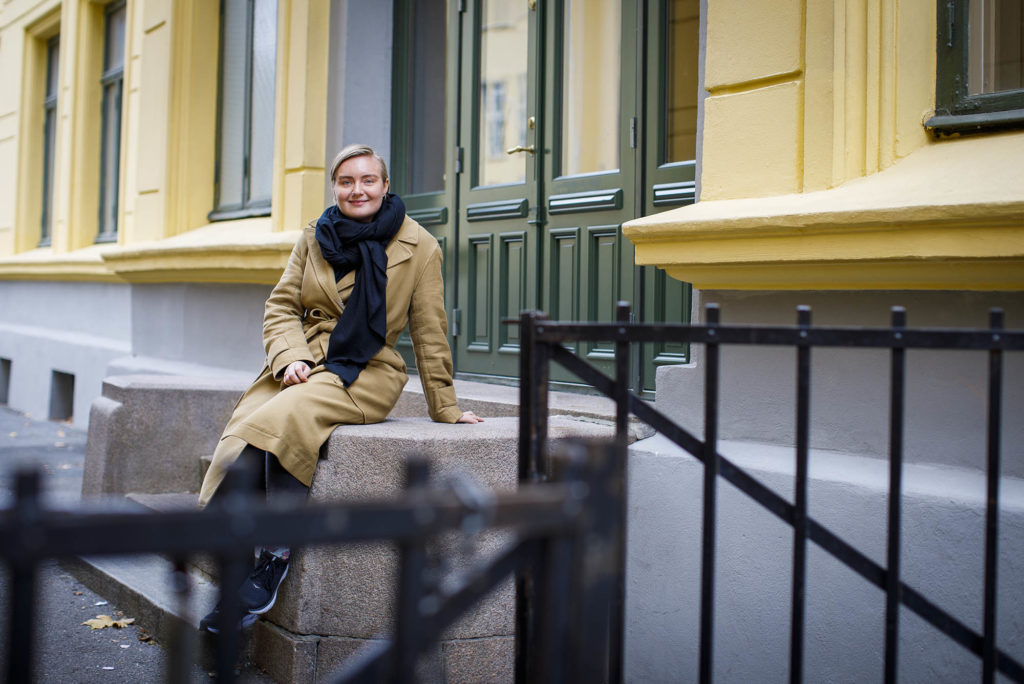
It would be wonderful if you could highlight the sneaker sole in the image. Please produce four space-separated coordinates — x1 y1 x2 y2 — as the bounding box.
248 563 289 615
201 611 259 635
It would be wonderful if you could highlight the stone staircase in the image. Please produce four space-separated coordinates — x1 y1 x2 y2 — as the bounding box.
75 374 648 682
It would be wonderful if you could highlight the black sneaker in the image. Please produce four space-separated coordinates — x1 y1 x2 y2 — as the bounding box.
198 605 258 634
239 550 290 614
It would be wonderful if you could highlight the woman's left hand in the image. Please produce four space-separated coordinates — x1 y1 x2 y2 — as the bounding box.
457 410 484 424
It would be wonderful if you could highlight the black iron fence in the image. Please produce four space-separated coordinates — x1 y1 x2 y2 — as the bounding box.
515 302 1024 684
0 440 622 683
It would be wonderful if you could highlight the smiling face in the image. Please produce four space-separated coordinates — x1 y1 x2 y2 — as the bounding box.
333 154 390 222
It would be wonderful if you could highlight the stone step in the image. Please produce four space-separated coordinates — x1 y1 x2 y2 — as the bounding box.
58 553 246 673
125 492 219 580
397 376 654 438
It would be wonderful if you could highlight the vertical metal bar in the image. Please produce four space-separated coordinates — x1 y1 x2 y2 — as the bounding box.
884 306 907 684
982 308 1004 684
790 306 812 684
8 470 41 684
575 440 621 684
517 310 550 682
699 303 721 684
394 457 431 681
607 301 631 684
167 557 195 684
212 456 261 684
535 313 551 480
519 309 539 484
516 309 536 684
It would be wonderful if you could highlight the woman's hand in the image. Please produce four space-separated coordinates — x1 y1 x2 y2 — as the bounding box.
283 361 312 386
457 410 484 424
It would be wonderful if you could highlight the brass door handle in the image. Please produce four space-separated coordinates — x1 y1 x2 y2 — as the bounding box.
506 145 535 155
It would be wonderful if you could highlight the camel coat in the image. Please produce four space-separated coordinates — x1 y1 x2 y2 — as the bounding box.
198 216 462 506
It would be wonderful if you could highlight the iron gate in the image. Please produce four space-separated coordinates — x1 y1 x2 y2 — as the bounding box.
515 301 1024 684
0 440 622 683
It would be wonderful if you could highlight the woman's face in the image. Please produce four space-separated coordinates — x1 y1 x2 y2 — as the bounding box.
333 154 390 222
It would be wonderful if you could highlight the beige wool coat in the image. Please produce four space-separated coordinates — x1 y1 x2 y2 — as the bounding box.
198 216 462 506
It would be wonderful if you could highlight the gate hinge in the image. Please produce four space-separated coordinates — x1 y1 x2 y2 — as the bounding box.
451 308 460 336
455 146 464 175
629 116 638 149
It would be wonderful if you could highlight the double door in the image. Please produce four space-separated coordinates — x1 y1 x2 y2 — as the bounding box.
398 0 698 391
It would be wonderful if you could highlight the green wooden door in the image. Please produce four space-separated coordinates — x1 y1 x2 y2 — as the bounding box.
637 0 700 394
455 0 642 384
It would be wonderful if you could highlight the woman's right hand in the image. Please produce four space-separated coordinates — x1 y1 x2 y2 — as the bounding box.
283 361 311 386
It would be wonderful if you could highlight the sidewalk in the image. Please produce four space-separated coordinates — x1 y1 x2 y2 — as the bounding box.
0 406 268 682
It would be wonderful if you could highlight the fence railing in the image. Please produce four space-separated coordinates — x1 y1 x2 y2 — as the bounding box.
0 441 623 683
515 302 1024 684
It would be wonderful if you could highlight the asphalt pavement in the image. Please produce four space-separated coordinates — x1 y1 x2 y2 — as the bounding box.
0 406 269 682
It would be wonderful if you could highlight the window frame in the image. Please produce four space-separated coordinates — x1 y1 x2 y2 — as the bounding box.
96 0 126 244
209 0 277 221
40 35 60 247
927 0 1024 134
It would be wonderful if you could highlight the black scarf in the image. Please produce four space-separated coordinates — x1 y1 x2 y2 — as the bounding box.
315 193 405 386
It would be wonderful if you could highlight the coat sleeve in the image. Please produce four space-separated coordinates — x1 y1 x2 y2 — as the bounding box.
408 241 463 423
264 233 315 379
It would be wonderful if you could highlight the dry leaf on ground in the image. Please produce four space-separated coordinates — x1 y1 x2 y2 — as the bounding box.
82 614 135 630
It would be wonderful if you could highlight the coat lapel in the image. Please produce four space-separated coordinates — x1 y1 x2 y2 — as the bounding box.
305 226 346 316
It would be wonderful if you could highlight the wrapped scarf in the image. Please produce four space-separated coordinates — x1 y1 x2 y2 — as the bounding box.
315 193 406 386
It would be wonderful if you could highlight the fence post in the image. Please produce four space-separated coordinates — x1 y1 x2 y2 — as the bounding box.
884 306 907 684
517 309 550 683
982 308 1004 684
607 301 631 684
8 469 41 684
392 456 431 681
790 305 812 684
700 303 721 684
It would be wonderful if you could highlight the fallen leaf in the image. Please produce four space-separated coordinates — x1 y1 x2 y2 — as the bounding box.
73 591 83 596
137 630 154 644
54 442 66 448
57 429 66 437
82 614 135 629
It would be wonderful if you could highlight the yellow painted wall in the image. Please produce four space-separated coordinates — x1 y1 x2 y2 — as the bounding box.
625 0 1024 290
0 0 331 284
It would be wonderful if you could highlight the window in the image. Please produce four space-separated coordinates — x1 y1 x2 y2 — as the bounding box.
97 1 126 243
212 0 278 219
929 0 1024 134
40 35 59 247
392 0 448 196
484 81 507 159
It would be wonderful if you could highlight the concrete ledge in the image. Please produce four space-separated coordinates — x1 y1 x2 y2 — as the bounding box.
259 416 615 682
625 434 1024 682
82 375 247 497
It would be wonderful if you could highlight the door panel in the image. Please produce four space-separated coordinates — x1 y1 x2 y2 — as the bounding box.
456 0 538 379
540 0 638 384
451 0 695 389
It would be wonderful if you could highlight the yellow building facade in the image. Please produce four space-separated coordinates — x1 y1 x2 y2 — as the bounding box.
625 0 1024 290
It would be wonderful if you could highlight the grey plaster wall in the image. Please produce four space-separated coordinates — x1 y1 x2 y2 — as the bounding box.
656 290 1024 476
127 282 269 375
0 280 269 428
0 281 131 427
625 434 1024 683
324 0 393 203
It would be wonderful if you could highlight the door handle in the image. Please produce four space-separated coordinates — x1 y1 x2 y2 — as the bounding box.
506 145 535 155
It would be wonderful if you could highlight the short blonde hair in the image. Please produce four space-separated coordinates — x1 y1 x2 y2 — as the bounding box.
329 144 389 183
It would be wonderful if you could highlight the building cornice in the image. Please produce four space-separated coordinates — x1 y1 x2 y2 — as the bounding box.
624 132 1024 290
